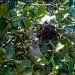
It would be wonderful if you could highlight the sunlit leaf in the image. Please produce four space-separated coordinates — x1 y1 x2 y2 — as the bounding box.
59 51 66 59
38 6 46 16
35 56 46 65
60 9 69 14
23 10 27 16
5 23 12 31
51 58 55 67
50 42 56 51
25 18 31 29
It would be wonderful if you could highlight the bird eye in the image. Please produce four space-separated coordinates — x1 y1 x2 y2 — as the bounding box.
32 39 35 42
32 38 39 44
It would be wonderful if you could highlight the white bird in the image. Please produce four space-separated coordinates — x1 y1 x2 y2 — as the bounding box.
27 37 46 71
40 14 56 24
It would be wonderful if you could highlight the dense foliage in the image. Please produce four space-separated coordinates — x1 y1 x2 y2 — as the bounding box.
0 0 75 75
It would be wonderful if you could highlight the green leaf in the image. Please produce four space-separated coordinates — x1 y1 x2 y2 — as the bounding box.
12 21 18 29
29 10 35 18
0 58 4 64
51 58 55 67
7 44 15 54
10 72 15 75
65 34 75 42
39 58 46 65
23 10 27 16
50 42 56 51
0 31 3 36
16 63 21 74
70 8 75 17
38 6 46 16
33 71 40 75
0 47 6 57
22 16 26 27
59 51 66 59
57 29 65 34
72 72 75 75
68 62 74 74
0 17 7 31
35 56 46 65
3 67 10 75
0 3 7 16
60 9 69 14
41 44 52 51
5 54 13 60
25 18 31 29
22 67 32 75
55 13 63 22
11 10 17 16
5 23 12 31
16 17 23 28
50 20 57 25
61 19 71 25
19 60 31 70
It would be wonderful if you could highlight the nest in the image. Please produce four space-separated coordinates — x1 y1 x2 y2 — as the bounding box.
31 23 60 42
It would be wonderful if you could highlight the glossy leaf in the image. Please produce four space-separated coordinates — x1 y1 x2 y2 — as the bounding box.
35 56 46 65
25 18 31 29
61 19 71 25
38 6 46 16
60 9 69 14
29 10 36 18
68 62 74 74
16 17 23 28
50 42 56 51
55 13 63 22
7 44 15 54
70 8 75 17
22 16 26 27
19 60 31 70
51 58 55 67
5 23 12 31
3 67 10 75
50 19 57 25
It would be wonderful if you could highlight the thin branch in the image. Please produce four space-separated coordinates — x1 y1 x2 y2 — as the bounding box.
31 3 56 6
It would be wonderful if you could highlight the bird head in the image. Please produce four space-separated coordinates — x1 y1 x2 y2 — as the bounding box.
31 38 39 45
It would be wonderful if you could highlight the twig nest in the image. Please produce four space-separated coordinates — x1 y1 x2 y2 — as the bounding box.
36 23 60 42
